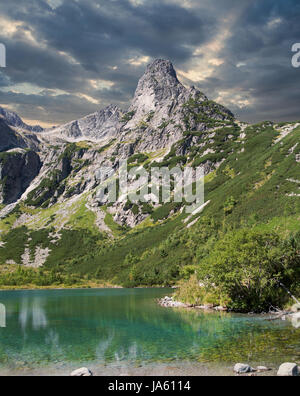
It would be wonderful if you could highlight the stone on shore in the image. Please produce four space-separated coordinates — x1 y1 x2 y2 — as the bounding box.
257 366 271 372
277 363 299 377
291 303 300 313
234 363 255 374
290 312 300 329
70 367 93 376
159 296 187 308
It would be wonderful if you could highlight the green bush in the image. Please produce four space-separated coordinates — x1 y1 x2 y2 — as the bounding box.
196 229 300 312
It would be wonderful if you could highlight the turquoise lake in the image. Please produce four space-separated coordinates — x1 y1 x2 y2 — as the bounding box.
0 288 299 373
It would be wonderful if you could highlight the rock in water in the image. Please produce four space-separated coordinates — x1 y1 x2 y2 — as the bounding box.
70 367 93 376
277 363 299 376
234 363 255 374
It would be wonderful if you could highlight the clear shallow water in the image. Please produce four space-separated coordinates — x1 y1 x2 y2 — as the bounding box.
0 288 299 371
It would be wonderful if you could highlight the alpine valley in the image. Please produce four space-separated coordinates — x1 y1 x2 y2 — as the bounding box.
0 59 300 312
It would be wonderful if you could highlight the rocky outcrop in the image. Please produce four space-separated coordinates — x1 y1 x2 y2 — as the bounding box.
0 149 42 204
70 367 93 377
120 59 234 152
0 106 43 132
42 104 123 142
0 118 41 152
277 363 299 376
234 364 256 374
0 118 27 152
0 59 237 227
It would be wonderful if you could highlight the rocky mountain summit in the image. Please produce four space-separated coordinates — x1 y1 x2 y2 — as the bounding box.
0 59 300 274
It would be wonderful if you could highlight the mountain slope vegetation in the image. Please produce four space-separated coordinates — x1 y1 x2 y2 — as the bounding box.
0 60 299 311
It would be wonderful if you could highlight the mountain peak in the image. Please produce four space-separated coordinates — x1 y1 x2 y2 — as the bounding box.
136 59 181 93
144 59 178 81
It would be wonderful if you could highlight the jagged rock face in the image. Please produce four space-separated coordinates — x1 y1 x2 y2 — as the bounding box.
0 118 41 152
42 104 123 142
121 59 234 152
0 150 42 204
126 59 186 126
0 106 43 132
0 118 27 151
0 59 237 228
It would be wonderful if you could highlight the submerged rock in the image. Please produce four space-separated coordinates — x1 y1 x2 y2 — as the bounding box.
277 363 299 377
70 367 93 376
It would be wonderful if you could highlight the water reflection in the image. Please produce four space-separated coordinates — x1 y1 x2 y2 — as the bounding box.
19 298 48 331
0 288 299 369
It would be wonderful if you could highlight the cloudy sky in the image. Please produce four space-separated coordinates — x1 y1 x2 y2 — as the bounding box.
0 0 299 127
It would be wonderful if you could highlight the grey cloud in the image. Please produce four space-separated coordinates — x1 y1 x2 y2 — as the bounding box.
0 0 299 124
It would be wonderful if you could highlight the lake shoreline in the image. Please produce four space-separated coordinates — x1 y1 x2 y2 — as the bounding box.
0 361 277 377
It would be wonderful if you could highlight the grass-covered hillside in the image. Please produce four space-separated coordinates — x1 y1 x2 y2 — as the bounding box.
0 121 300 312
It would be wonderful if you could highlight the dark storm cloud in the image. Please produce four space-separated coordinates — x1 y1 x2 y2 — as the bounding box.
0 0 299 124
196 0 300 123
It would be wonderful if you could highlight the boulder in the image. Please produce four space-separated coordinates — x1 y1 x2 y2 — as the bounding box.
70 367 93 377
277 363 299 377
234 363 255 374
257 366 271 372
291 312 300 329
291 303 300 313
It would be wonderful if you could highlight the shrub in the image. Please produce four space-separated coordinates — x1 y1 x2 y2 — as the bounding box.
196 229 300 312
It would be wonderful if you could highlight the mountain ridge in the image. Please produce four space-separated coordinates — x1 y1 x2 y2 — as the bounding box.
0 106 43 133
0 59 299 303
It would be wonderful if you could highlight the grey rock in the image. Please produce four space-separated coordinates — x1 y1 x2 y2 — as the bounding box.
290 312 300 329
0 106 43 132
257 366 271 372
234 363 256 374
121 59 234 152
277 363 299 376
291 303 300 313
0 149 42 204
70 367 93 376
43 104 123 142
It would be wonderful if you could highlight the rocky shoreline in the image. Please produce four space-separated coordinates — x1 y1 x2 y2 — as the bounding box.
158 296 227 312
158 296 300 329
68 362 299 377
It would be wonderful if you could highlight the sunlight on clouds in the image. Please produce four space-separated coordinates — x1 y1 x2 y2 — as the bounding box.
0 16 46 49
178 15 236 83
0 16 22 36
215 90 254 109
57 51 80 65
46 0 63 9
167 0 194 9
89 79 115 90
23 118 55 128
128 0 145 6
127 56 150 66
267 18 282 29
77 93 99 105
1 83 66 96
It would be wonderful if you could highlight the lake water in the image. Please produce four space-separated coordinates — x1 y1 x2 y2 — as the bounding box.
0 288 299 375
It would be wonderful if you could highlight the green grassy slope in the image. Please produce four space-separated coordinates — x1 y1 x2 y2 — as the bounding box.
0 122 300 294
